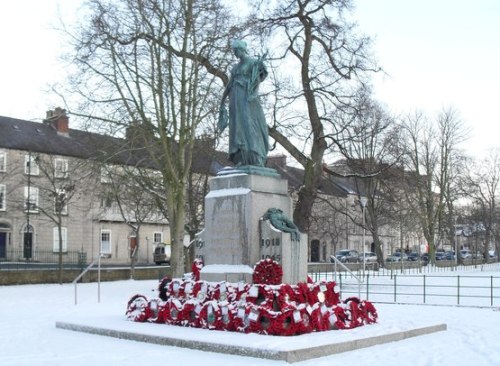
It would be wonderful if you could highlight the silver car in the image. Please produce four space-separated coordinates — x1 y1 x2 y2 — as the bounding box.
332 249 360 263
360 252 377 263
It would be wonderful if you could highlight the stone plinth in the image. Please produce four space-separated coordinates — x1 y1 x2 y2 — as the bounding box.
196 169 306 283
199 264 253 283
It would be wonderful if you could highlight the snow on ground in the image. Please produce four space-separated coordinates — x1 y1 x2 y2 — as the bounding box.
1 270 499 366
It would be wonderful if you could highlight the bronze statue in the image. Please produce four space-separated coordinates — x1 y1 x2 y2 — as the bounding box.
263 208 300 241
218 40 269 167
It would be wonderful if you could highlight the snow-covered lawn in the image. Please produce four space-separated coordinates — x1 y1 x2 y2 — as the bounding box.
1 271 499 366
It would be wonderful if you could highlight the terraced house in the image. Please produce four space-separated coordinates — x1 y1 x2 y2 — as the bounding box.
0 108 170 266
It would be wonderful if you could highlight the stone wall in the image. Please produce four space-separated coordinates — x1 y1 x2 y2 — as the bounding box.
0 266 171 285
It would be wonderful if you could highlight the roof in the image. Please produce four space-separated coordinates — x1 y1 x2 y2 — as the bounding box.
0 115 158 168
0 114 357 198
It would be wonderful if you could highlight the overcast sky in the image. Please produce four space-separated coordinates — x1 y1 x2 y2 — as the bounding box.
1 0 499 159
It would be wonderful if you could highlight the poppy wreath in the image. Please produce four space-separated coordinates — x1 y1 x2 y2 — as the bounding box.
344 297 363 328
191 280 211 303
127 278 377 336
322 281 341 307
269 308 301 336
126 294 152 322
294 282 310 304
191 258 204 281
234 282 251 302
309 303 331 332
196 301 220 330
214 303 235 331
359 300 378 324
331 304 350 329
277 306 313 335
276 283 297 311
163 298 185 325
229 303 247 332
245 284 275 309
167 279 186 299
147 299 165 323
306 283 322 306
209 282 234 303
158 276 172 301
245 305 273 334
252 258 283 285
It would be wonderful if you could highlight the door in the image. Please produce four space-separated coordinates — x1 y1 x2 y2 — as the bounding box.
0 232 6 258
23 232 33 259
310 239 320 262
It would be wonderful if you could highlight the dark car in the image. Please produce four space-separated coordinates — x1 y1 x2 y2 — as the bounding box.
444 251 455 260
407 252 420 261
331 249 359 263
435 252 447 261
153 243 171 265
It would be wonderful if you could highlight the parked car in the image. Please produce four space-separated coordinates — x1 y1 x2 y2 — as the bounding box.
435 252 447 261
331 249 359 263
153 243 171 265
386 252 408 262
459 250 472 259
421 253 429 263
407 252 420 261
444 251 455 260
472 252 484 260
360 252 377 263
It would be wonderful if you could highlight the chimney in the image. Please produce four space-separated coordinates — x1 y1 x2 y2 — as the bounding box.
266 154 287 169
44 107 69 136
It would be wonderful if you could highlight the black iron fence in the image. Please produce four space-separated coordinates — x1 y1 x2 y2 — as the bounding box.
309 262 500 307
0 248 87 270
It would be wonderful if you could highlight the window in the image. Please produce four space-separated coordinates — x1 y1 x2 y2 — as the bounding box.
153 232 163 243
53 227 67 252
0 184 5 211
54 158 68 178
0 151 6 172
24 186 38 213
25 155 39 175
100 193 113 208
54 189 68 215
100 230 111 255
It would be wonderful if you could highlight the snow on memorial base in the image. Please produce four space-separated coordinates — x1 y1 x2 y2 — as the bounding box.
55 266 446 363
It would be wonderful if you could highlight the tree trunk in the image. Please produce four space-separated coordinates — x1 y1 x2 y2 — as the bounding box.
58 224 63 284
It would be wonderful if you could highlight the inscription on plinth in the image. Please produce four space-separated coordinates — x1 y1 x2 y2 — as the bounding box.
260 219 307 284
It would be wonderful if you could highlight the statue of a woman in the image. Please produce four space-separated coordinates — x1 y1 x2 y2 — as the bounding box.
218 40 269 167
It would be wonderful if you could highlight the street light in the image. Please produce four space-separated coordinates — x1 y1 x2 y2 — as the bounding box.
359 196 368 279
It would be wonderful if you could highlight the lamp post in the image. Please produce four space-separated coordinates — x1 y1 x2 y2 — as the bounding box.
359 196 368 279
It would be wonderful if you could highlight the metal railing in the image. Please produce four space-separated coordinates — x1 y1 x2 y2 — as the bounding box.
0 248 87 270
73 256 101 305
309 262 500 307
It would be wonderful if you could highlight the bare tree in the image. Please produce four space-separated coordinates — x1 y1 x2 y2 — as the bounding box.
247 0 379 232
401 108 468 263
100 164 161 278
462 148 500 261
65 0 232 277
334 94 402 265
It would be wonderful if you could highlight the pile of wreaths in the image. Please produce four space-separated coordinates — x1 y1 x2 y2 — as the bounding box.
126 260 377 336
